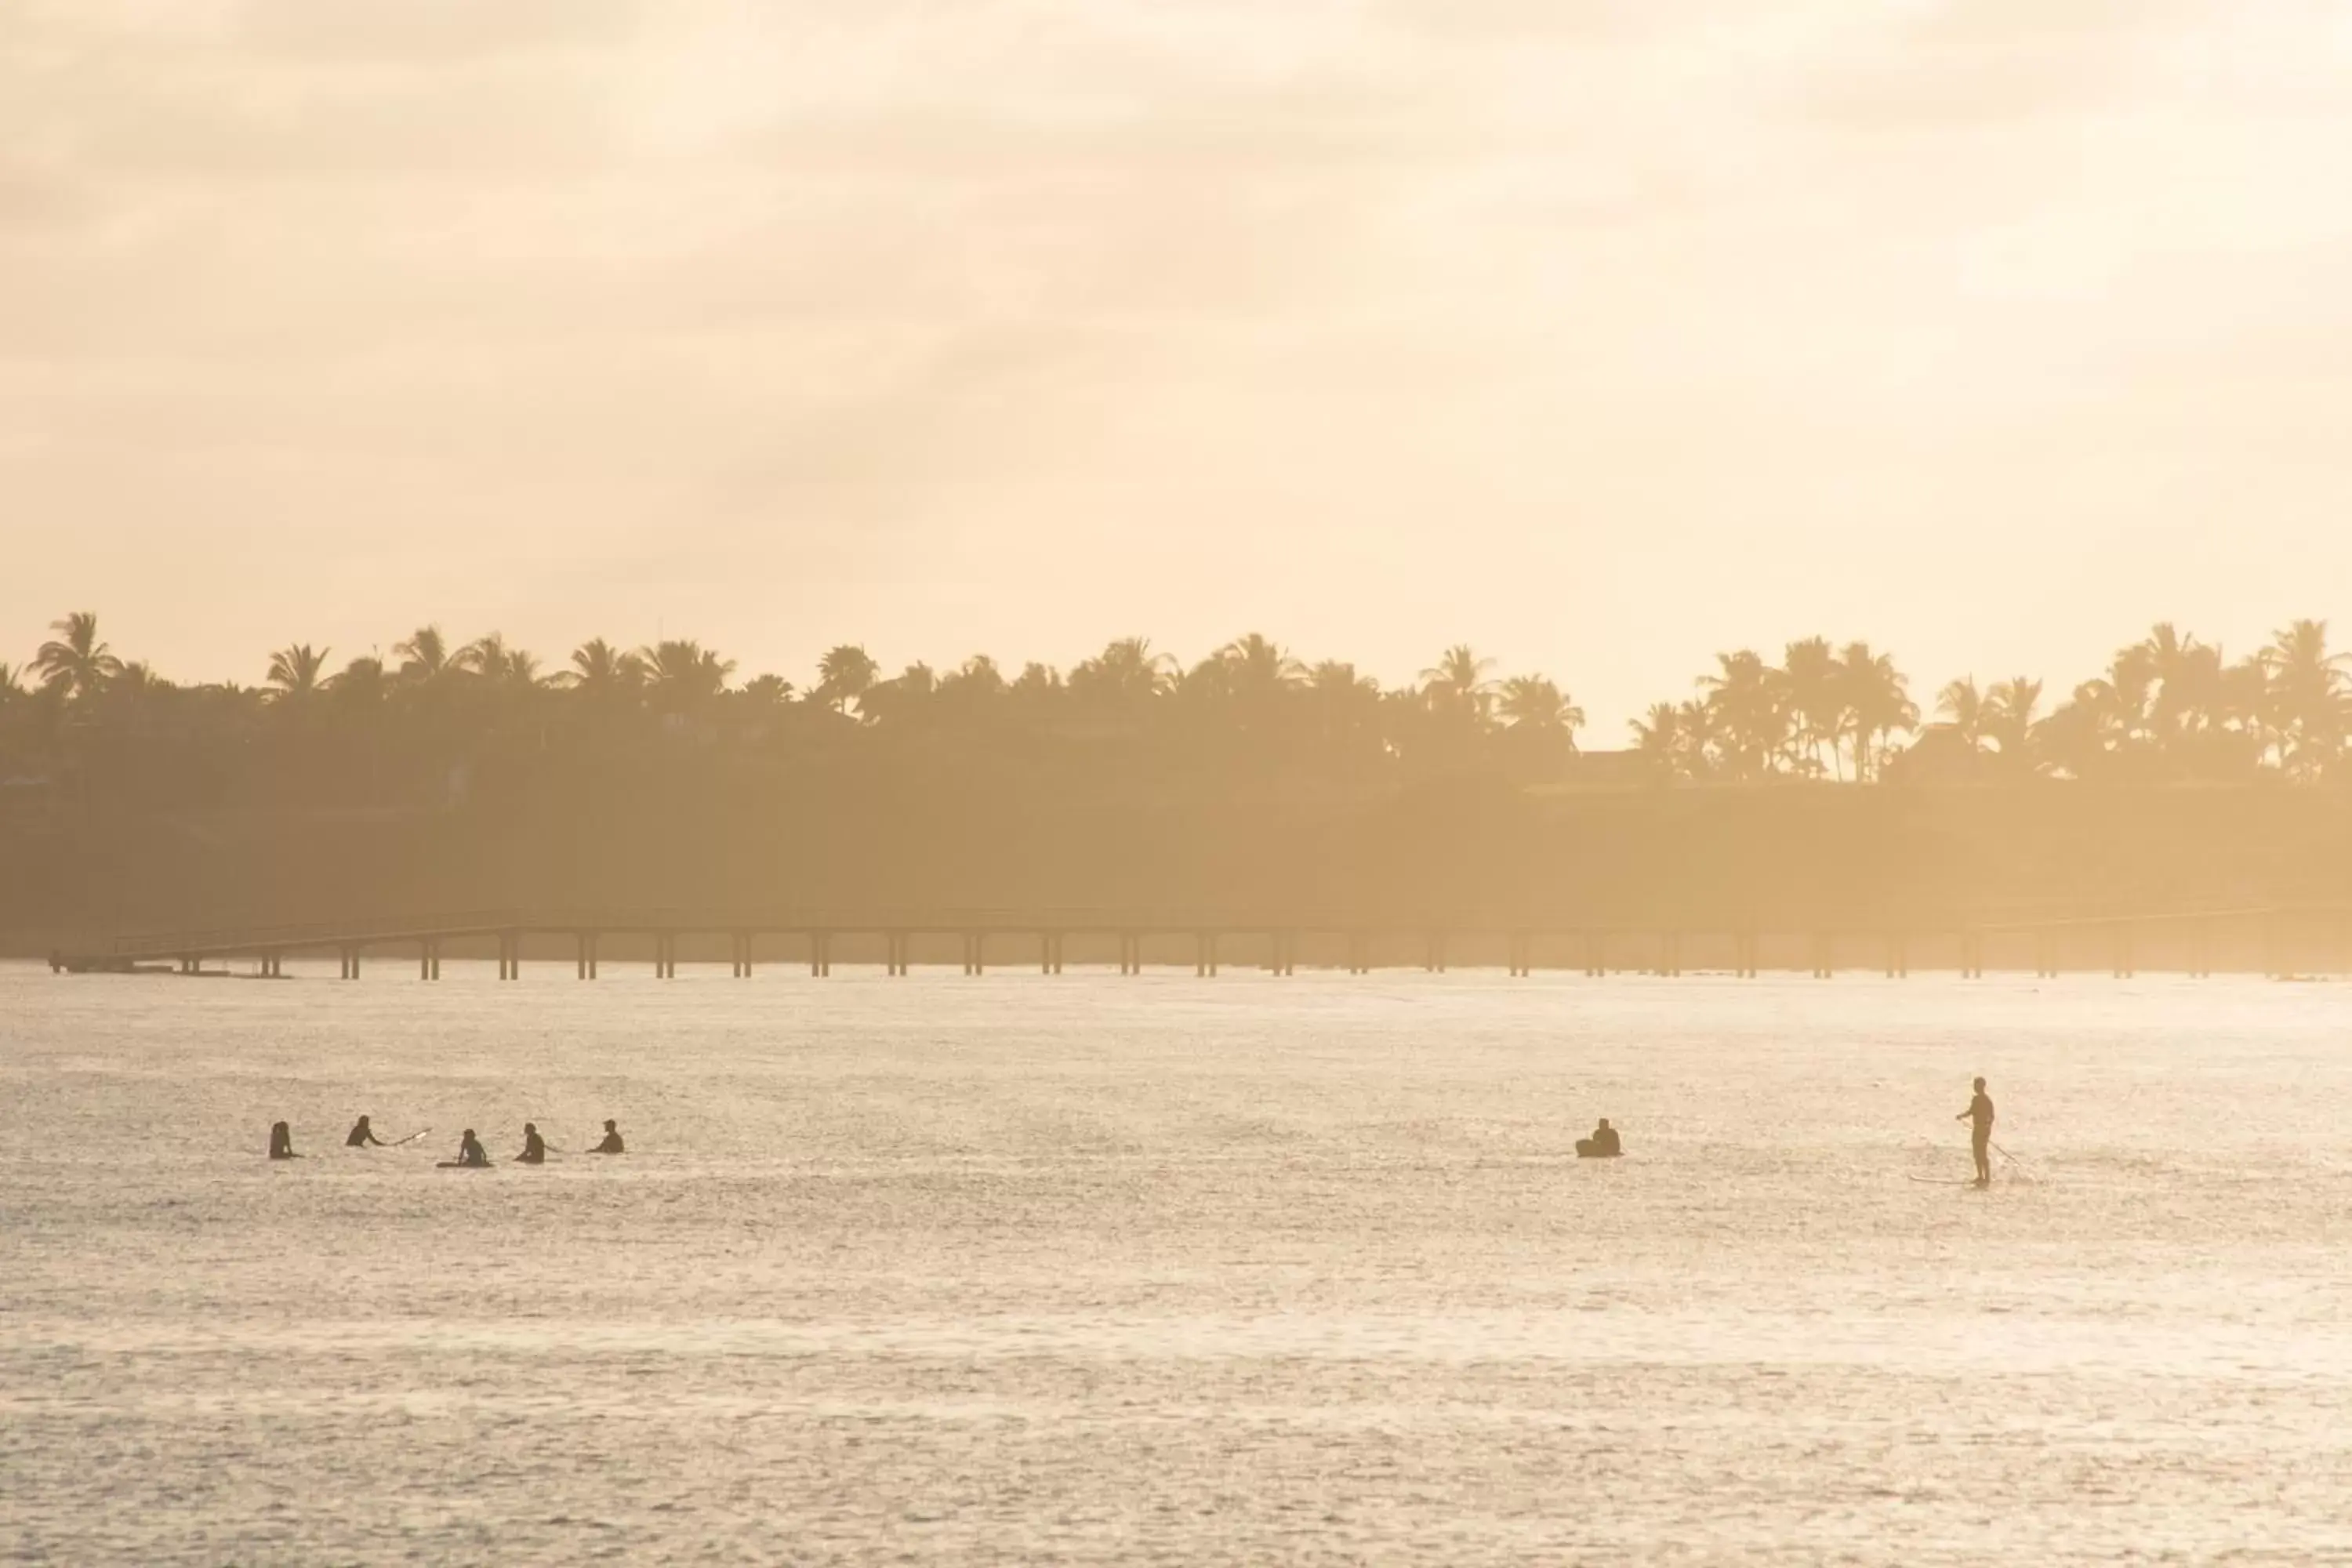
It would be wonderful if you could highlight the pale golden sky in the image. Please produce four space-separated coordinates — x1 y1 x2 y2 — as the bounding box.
6 1 2351 729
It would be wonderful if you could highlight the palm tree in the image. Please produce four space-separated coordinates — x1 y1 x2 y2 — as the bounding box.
459 633 546 688
815 644 880 714
637 640 735 711
393 626 455 685
2262 619 2348 779
2139 622 2202 743
1007 662 1065 714
2033 684 2114 780
2215 655 2273 771
1305 660 1381 749
938 655 1006 705
328 655 390 713
1070 637 1174 710
2103 642 2159 753
1629 702 1681 773
0 662 22 706
1781 637 1844 776
1216 634 1305 736
34 612 123 701
1699 650 1788 780
1936 677 1988 753
1498 676 1585 739
264 644 332 702
1420 644 1497 725
1838 643 1915 782
1984 677 2043 766
739 673 794 706
562 638 648 697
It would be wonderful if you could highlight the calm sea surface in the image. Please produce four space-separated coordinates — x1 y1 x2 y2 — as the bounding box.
5 963 2352 1564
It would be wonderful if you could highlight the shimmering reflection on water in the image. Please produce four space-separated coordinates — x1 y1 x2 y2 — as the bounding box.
5 964 2352 1563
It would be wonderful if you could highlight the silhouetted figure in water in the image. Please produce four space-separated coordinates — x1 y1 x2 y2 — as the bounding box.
515 1123 546 1164
589 1120 625 1155
1575 1118 1622 1159
268 1121 296 1160
1956 1077 1995 1187
346 1115 383 1148
443 1129 490 1168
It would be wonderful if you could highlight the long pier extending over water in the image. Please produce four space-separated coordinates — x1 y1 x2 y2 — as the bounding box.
47 904 2352 980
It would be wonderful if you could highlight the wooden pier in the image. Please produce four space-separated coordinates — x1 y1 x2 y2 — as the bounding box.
46 904 2352 981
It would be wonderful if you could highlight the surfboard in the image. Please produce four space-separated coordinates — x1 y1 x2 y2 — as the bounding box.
1907 1174 1982 1185
436 1161 492 1170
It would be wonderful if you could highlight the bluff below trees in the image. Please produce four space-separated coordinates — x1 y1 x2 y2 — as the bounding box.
8 761 2350 955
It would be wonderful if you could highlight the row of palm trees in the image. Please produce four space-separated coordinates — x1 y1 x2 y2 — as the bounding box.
8 613 2351 784
1631 640 1918 783
1624 622 2352 783
0 617 1588 768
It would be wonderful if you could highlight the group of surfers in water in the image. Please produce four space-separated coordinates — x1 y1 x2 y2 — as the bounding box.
267 1117 626 1165
263 1077 2001 1180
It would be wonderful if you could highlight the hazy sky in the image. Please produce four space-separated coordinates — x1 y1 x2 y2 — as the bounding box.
7 1 2352 731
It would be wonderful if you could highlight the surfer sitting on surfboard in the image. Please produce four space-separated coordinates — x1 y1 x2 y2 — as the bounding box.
589 1120 625 1155
346 1115 383 1148
1574 1118 1622 1159
1955 1077 1994 1188
514 1123 546 1164
443 1129 490 1168
268 1120 297 1160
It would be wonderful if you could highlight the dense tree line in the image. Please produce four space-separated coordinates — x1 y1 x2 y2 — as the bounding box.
1628 622 2352 785
4 614 2350 807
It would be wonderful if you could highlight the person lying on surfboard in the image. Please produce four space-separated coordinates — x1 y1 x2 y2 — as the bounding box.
346 1115 384 1148
514 1123 546 1164
1574 1118 1622 1159
588 1120 625 1155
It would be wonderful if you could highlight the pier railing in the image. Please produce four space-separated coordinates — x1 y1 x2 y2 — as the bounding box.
49 900 2352 980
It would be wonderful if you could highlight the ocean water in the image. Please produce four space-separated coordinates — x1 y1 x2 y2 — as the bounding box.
5 962 2352 1565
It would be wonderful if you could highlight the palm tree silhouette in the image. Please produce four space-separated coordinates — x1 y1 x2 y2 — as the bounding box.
637 640 736 712
328 655 390 713
1629 702 1681 772
1984 677 2042 768
2216 655 2273 769
562 638 648 696
938 655 1007 704
34 612 123 702
393 626 455 686
264 644 332 702
815 644 880 714
1071 637 1174 711
1781 637 1843 777
459 633 543 688
2262 619 2348 778
1217 634 1305 733
1421 644 1497 725
1699 650 1787 780
1305 661 1381 750
1935 677 1988 753
1498 676 1584 739
1837 643 1916 782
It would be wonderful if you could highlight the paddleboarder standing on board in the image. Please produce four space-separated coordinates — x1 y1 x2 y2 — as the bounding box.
1955 1077 1994 1188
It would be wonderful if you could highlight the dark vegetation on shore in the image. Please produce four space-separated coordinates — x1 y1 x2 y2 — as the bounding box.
5 614 2350 941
